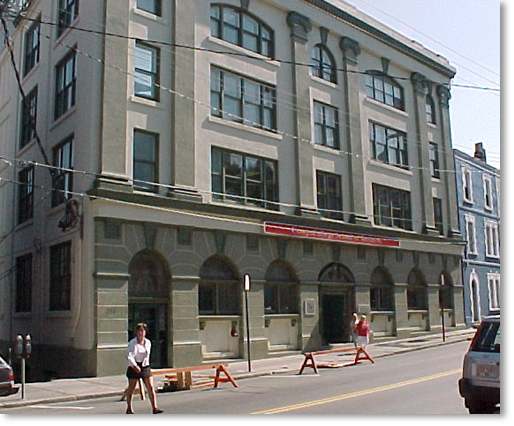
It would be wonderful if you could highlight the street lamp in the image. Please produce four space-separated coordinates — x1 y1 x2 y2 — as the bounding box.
243 273 252 372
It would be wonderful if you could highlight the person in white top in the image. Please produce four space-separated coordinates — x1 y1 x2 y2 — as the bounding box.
125 323 163 414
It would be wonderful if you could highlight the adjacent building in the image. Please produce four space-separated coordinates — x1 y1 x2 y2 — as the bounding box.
454 144 501 324
0 0 466 379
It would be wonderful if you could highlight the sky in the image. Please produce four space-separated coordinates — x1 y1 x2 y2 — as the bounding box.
342 0 501 169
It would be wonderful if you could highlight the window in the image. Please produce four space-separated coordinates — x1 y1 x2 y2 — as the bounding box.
462 167 473 203
55 51 76 119
133 130 158 192
483 175 493 211
373 184 412 230
246 235 259 251
18 166 34 224
365 71 404 110
52 136 73 207
426 95 436 124
210 5 274 58
370 267 394 311
311 44 336 83
211 147 278 209
23 21 40 76
15 254 32 313
369 122 408 168
433 197 444 235
429 143 440 178
485 221 500 258
487 274 500 311
136 0 161 16
314 102 339 149
465 215 477 255
316 171 342 220
57 0 79 37
440 273 453 310
199 257 240 315
20 86 37 148
49 241 72 311
134 42 160 101
407 269 427 310
264 262 298 314
210 67 276 131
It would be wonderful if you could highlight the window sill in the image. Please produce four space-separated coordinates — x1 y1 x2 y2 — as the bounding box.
431 176 442 183
427 122 437 130
13 312 32 319
313 143 341 155
21 62 40 85
264 313 300 319
484 254 500 261
15 219 34 233
131 7 166 24
369 311 395 315
206 36 280 68
208 115 283 140
47 203 66 217
372 223 416 235
198 315 241 320
46 310 73 319
209 200 284 215
17 140 37 157
50 106 77 131
484 205 493 212
130 95 162 109
310 75 338 89
363 97 409 118
55 17 80 46
368 159 413 176
463 198 474 205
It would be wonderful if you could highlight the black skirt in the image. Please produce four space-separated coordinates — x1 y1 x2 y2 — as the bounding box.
126 362 151 380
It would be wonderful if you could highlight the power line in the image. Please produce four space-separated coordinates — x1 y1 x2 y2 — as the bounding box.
5 13 500 93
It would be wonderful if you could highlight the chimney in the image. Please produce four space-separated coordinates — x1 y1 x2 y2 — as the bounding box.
474 142 487 162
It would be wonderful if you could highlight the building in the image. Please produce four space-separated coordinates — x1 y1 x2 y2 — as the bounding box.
0 0 466 379
454 144 500 325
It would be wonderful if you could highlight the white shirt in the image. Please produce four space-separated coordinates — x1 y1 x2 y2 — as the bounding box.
127 337 151 368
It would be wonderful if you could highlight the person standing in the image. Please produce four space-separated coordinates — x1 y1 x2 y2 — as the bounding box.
350 313 359 348
125 323 163 415
356 315 371 348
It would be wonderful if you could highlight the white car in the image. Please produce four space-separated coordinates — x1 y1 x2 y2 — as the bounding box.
458 315 500 414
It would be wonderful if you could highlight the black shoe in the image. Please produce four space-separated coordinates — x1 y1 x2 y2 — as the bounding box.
126 409 134 414
153 408 163 414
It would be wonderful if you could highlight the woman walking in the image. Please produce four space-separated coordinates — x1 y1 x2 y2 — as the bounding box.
125 323 163 414
350 313 359 348
356 315 371 348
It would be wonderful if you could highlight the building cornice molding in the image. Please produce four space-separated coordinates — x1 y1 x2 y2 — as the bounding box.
286 11 312 43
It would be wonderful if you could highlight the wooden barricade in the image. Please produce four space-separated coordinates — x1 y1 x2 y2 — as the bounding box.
152 363 238 391
298 346 375 375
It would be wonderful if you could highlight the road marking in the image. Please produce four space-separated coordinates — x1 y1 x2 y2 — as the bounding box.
266 375 321 378
29 405 94 411
251 368 461 415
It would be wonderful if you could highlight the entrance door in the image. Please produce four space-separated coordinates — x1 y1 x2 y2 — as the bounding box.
322 294 347 344
128 304 168 368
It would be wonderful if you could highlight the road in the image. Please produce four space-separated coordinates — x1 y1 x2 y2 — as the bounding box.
3 341 499 415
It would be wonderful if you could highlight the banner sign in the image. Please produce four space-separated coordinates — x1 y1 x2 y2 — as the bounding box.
263 222 400 248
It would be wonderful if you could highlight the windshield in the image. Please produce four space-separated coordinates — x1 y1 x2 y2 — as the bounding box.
472 321 500 353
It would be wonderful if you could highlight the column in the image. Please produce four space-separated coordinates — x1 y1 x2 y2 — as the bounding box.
340 37 371 226
426 284 442 331
96 1 131 191
393 283 410 338
299 282 320 351
437 85 462 237
286 12 319 218
169 1 202 202
240 280 268 359
452 284 466 327
410 73 438 236
171 277 203 367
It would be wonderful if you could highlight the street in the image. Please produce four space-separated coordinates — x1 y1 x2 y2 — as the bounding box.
3 341 498 415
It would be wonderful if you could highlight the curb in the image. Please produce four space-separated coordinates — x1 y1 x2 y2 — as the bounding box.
0 337 471 410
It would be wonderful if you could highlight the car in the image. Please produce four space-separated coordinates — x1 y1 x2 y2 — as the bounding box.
0 355 18 397
458 315 500 414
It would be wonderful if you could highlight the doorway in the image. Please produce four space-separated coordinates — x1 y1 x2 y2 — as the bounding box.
321 293 350 344
128 303 168 368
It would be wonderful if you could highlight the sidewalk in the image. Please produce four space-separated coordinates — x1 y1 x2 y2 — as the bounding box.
0 328 474 410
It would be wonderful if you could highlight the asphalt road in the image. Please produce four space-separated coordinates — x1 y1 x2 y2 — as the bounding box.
3 341 500 415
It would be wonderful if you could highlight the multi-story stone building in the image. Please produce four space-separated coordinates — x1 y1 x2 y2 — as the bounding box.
454 144 501 325
0 0 466 378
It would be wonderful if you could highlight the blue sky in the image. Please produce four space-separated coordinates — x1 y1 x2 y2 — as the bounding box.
344 0 501 169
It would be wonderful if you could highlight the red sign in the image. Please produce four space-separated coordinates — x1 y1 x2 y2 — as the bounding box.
263 222 400 248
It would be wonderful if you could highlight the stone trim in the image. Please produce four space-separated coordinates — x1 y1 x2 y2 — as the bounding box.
286 11 312 43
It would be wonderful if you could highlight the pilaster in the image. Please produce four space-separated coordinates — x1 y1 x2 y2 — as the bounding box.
393 283 409 338
426 284 442 330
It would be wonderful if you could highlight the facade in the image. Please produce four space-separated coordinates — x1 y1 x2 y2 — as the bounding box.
454 144 501 325
0 0 466 379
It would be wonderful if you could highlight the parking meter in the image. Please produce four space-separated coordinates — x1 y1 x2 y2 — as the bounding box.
24 335 32 359
15 335 23 358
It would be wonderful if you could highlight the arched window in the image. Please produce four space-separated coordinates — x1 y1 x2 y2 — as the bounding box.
264 261 298 314
365 71 404 111
210 4 274 58
199 256 240 315
407 268 427 310
319 263 355 283
370 267 394 311
439 271 454 310
129 250 170 299
311 44 337 83
426 95 436 124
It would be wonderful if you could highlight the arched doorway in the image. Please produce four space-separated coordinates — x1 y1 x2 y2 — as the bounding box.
370 267 395 336
318 263 355 345
264 261 299 350
128 250 171 368
198 256 240 358
470 274 481 323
